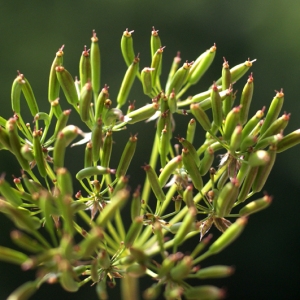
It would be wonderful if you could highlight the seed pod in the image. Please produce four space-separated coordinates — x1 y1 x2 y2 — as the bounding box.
59 260 79 292
182 148 203 191
91 118 102 163
208 217 247 255
79 81 92 122
222 86 234 118
216 170 229 190
239 73 254 125
188 44 216 86
184 285 225 300
252 145 276 193
151 46 164 89
199 147 214 176
125 102 159 124
159 252 183 277
158 155 182 187
240 135 258 152
239 195 272 216
116 134 137 178
97 189 129 228
124 216 143 248
259 112 290 140
143 284 161 300
7 281 37 300
215 58 256 86
32 130 47 178
0 245 28 266
166 52 181 89
223 106 241 141
121 28 135 67
237 166 259 203
56 66 78 106
190 103 211 131
215 179 239 218
0 176 22 206
11 73 25 115
182 184 195 208
178 137 200 168
189 89 214 105
260 89 284 136
20 143 34 162
53 132 67 171
77 227 103 258
84 142 93 168
170 255 193 281
131 186 141 221
142 164 166 202
11 230 46 253
186 118 196 144
56 167 73 197
241 108 264 141
98 249 111 269
236 155 250 186
96 280 108 300
150 27 161 59
76 166 113 181
101 130 113 168
276 129 300 153
94 84 109 121
211 83 223 128
117 56 139 108
48 45 64 102
79 45 91 89
194 265 234 279
166 61 193 95
168 90 177 114
159 126 169 168
255 132 283 150
0 126 11 151
229 125 242 154
141 67 153 96
126 263 146 278
90 30 101 96
221 57 231 91
173 207 197 247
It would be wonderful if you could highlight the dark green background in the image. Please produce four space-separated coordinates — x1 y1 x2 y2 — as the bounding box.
1 1 300 299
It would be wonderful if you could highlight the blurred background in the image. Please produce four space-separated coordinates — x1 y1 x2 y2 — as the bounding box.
1 0 300 299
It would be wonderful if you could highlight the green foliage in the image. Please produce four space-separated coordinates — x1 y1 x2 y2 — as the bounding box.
0 28 299 300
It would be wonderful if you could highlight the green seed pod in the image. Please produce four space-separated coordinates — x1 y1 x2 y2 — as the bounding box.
0 176 22 206
79 45 91 89
173 207 197 247
150 27 161 59
39 190 56 236
141 67 154 96
159 126 170 168
170 255 193 281
90 30 101 96
241 108 265 141
184 285 225 300
20 143 34 162
222 57 231 91
216 170 229 190
11 230 45 253
178 137 201 168
239 195 272 216
190 103 211 131
237 166 259 203
77 227 104 258
121 28 135 67
125 102 159 124
259 112 290 140
76 166 113 181
129 247 149 264
151 46 164 89
215 179 239 218
96 280 108 300
117 56 139 109
208 217 247 255
182 184 195 208
7 281 37 300
223 106 241 141
94 84 109 121
0 245 28 265
56 66 78 106
98 249 111 269
276 129 300 153
124 216 143 248
101 130 113 168
239 73 254 125
158 155 182 187
79 81 92 122
255 132 283 150
186 118 196 144
168 90 177 114
126 263 146 278
116 134 137 178
7 118 31 172
215 58 256 86
188 44 216 86
32 130 47 178
91 259 99 283
53 132 67 171
111 176 128 196
97 189 129 227
260 89 284 136
199 147 214 176
166 61 193 95
59 260 80 292
131 186 141 221
182 148 203 191
56 167 73 197
222 86 234 118
84 142 93 168
142 164 166 202
91 118 102 163
236 155 250 186
166 52 181 90
48 45 64 102
11 73 25 115
252 145 276 193
211 83 223 128
194 265 234 279
229 125 242 154
240 135 258 152
159 253 182 278
188 89 214 106
143 284 161 300
0 126 11 151
169 220 199 234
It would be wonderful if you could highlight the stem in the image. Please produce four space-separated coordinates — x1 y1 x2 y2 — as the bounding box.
121 276 140 300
